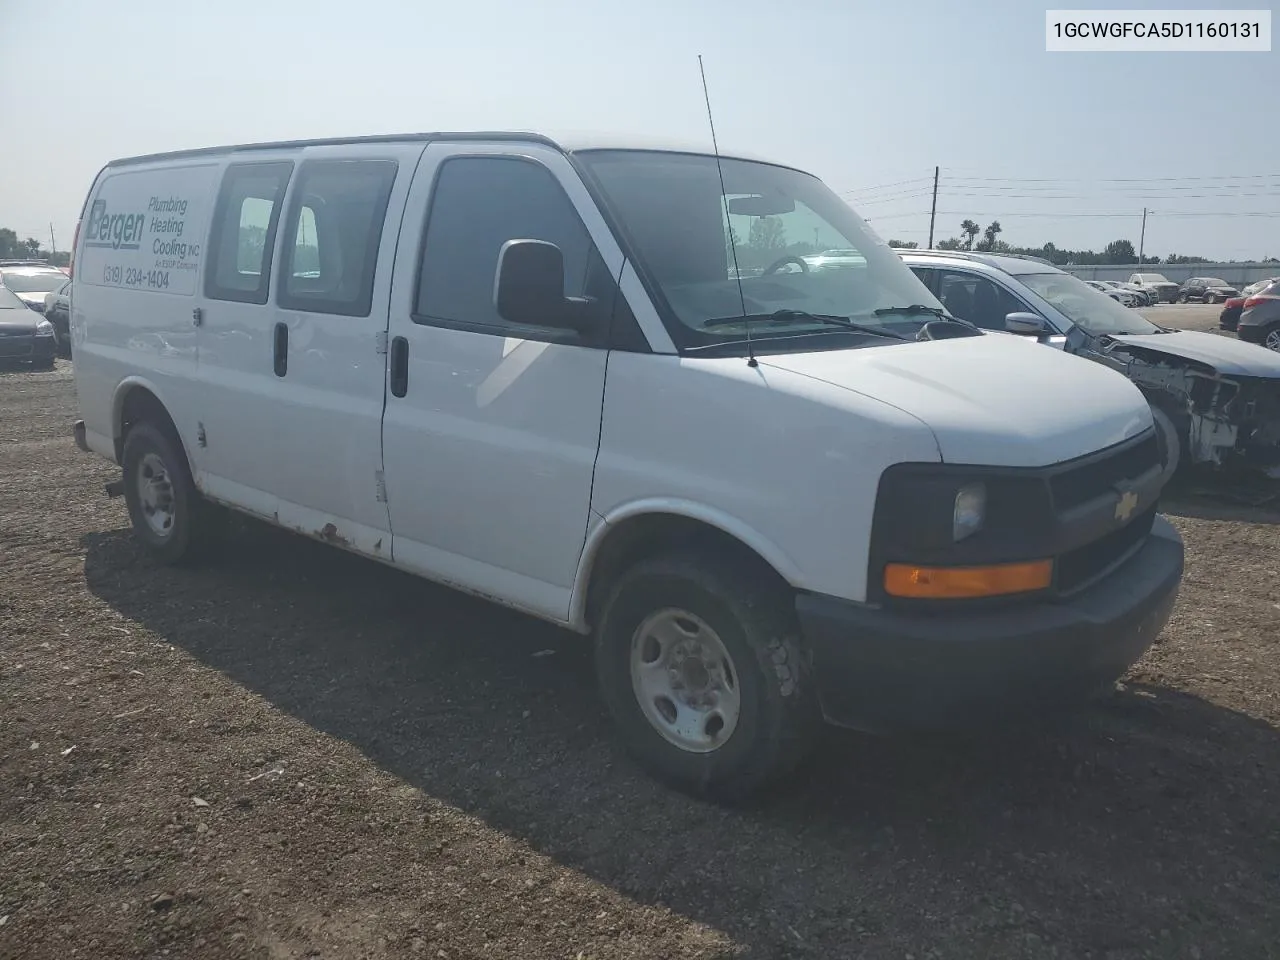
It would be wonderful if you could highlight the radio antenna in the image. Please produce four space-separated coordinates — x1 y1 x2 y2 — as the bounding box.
698 54 756 368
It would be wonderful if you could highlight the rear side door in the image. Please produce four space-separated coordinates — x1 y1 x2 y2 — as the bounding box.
194 158 295 519
380 141 626 622
266 143 423 556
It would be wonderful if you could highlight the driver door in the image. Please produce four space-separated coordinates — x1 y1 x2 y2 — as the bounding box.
379 142 622 623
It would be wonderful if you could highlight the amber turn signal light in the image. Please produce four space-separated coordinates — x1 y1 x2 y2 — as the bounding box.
884 559 1053 599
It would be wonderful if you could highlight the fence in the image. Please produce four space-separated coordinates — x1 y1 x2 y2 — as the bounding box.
1059 262 1280 286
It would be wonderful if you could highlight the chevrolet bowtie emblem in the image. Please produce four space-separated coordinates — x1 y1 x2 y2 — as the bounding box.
1115 489 1139 522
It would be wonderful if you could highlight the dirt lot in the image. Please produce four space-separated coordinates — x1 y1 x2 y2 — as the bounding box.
3 340 1280 960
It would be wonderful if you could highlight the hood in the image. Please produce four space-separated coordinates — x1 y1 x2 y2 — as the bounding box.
1112 330 1280 377
0 317 40 334
758 335 1152 467
12 292 46 311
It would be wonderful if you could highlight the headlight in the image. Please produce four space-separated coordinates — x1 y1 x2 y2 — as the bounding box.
34 319 55 337
953 482 986 541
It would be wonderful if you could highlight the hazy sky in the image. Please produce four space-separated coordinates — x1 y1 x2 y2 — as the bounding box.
2 0 1276 260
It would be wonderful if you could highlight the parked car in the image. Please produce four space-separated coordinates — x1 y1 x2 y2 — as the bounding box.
1127 272 1180 303
901 249 1280 476
1086 280 1139 306
0 283 58 368
1177 277 1240 304
1098 280 1153 306
1220 278 1279 332
1237 280 1280 351
0 261 70 314
43 279 72 355
69 130 1184 801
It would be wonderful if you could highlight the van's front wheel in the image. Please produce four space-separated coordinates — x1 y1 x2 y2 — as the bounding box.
121 422 211 565
595 552 820 802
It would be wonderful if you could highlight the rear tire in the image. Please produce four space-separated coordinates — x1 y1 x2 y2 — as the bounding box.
121 421 214 565
595 551 820 803
1264 324 1280 353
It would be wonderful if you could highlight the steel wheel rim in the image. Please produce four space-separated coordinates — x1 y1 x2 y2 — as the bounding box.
136 452 176 537
1265 329 1280 352
629 608 741 754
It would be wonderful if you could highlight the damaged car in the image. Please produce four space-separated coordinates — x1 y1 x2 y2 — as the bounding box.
900 250 1280 477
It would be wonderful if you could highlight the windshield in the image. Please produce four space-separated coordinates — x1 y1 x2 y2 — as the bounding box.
1 271 66 294
577 150 942 353
1020 272 1161 336
1137 274 1170 283
0 286 28 311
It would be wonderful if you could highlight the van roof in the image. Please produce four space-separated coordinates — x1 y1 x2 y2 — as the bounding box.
104 130 801 173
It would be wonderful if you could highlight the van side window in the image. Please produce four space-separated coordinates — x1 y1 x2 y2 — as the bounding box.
278 159 398 317
413 156 614 344
205 161 293 304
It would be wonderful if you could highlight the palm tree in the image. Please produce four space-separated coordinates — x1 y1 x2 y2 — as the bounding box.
24 238 41 257
960 220 980 250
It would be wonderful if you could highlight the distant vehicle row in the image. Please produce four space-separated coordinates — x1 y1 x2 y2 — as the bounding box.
0 259 67 366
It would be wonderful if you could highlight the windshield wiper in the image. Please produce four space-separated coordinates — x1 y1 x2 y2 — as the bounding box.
874 303 969 324
702 309 911 341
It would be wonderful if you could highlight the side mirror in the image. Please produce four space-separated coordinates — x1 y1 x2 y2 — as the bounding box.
493 239 593 332
1005 312 1048 336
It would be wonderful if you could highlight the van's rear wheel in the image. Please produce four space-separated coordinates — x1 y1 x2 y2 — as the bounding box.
121 422 211 565
595 552 820 802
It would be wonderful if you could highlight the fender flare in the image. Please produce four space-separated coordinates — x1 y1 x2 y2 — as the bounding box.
567 497 804 632
110 376 198 477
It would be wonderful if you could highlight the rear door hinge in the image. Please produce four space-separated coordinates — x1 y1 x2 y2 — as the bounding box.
375 330 389 355
375 470 388 503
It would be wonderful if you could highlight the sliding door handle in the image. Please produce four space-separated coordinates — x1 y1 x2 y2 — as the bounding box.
389 336 409 397
273 321 289 377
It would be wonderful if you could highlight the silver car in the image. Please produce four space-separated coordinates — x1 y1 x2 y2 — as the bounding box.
899 249 1280 477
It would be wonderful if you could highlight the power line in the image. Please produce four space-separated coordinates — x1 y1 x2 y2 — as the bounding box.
938 172 1280 183
864 209 1280 220
839 175 933 196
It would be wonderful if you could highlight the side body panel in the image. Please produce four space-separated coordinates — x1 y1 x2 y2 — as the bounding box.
72 161 219 460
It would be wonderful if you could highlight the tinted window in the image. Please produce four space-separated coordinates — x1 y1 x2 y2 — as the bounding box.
414 156 614 342
278 159 398 317
935 270 1026 330
206 161 293 304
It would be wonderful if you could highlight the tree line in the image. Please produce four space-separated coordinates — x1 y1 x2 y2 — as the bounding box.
886 219 1277 266
0 228 71 266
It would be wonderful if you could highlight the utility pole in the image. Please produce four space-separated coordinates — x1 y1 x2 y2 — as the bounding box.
1138 207 1148 264
927 165 939 249
48 223 57 257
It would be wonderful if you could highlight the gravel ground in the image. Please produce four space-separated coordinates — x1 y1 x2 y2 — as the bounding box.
3 348 1280 960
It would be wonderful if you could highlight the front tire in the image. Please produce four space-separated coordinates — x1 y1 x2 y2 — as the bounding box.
595 551 820 802
121 421 212 565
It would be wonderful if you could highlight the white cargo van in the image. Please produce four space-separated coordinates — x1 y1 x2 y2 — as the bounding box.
70 132 1183 800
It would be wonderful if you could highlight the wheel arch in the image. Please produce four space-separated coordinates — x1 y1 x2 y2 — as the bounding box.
111 378 192 472
569 501 802 634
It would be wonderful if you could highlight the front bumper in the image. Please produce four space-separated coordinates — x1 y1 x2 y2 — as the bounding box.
796 515 1183 733
0 332 57 361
